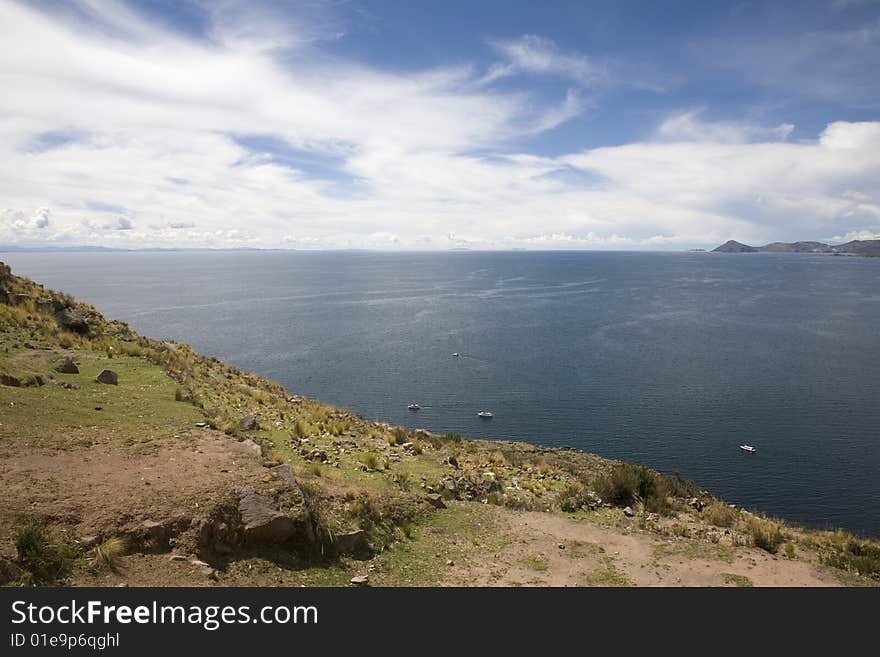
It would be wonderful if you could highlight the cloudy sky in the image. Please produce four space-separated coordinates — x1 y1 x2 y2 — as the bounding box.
1 0 879 250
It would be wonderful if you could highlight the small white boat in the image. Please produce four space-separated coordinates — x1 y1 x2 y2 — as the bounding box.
452 352 460 357
408 403 421 411
739 444 757 453
477 410 493 418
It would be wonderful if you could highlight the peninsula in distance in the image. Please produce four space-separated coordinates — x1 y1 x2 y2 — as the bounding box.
713 239 880 257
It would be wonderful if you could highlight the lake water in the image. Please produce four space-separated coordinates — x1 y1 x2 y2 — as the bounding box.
4 250 879 536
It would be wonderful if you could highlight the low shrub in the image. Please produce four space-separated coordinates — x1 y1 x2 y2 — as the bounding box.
820 536 880 578
593 463 655 507
703 501 739 528
390 472 412 491
746 516 785 554
15 522 76 584
91 537 125 572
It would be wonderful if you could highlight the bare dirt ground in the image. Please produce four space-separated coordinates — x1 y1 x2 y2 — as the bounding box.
0 427 267 551
463 509 842 587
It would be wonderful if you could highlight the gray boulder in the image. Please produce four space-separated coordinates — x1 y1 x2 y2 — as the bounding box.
271 463 299 489
96 369 118 385
623 506 635 517
426 493 446 509
236 487 314 546
237 488 297 543
239 414 259 431
241 438 263 456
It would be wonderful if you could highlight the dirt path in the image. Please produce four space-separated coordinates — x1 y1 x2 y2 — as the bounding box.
464 509 841 587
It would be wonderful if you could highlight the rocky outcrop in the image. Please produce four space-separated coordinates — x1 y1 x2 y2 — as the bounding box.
55 307 90 334
436 473 501 501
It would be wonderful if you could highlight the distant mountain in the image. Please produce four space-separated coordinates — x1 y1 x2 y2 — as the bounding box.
713 240 758 253
712 239 880 257
836 240 880 257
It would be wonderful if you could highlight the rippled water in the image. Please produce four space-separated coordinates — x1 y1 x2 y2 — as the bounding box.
5 250 879 536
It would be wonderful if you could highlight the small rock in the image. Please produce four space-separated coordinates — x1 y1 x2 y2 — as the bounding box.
446 559 454 566
189 559 210 567
241 438 263 456
95 369 118 385
350 575 369 586
195 422 207 428
239 414 259 431
425 493 446 509
168 554 187 561
623 506 635 517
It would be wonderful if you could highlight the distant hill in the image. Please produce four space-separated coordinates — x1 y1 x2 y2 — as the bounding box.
712 239 880 257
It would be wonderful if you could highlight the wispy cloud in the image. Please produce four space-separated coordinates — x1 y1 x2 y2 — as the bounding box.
484 34 606 85
656 109 794 144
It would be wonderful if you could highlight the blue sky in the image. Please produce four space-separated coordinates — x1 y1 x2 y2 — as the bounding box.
1 0 879 249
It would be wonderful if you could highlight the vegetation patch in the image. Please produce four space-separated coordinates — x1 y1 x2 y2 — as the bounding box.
14 520 77 585
582 557 631 586
721 572 753 587
519 554 549 572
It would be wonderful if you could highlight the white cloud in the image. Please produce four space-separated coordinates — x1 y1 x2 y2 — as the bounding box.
830 229 880 242
0 1 878 250
486 34 605 85
656 110 794 143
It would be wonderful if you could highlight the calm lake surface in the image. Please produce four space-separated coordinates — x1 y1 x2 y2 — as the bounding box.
4 250 879 536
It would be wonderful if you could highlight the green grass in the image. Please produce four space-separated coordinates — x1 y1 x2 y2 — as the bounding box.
653 539 735 564
721 572 753 587
582 556 632 586
520 554 549 572
0 351 202 449
365 503 505 586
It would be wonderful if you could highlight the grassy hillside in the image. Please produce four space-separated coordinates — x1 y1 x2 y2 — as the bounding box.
1 260 877 587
